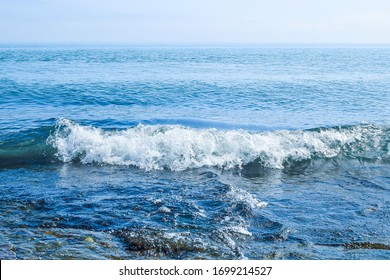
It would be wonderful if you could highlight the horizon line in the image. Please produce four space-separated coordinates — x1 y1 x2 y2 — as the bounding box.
1 42 390 47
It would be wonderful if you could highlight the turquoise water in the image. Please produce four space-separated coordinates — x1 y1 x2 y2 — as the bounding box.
0 45 390 259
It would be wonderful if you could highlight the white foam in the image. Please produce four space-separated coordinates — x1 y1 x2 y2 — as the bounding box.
158 206 171 213
227 186 268 209
48 118 380 171
229 226 253 236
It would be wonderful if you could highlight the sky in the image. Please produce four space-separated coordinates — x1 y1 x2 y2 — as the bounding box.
1 0 390 44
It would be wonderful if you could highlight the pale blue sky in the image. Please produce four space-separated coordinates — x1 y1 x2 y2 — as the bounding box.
1 0 390 44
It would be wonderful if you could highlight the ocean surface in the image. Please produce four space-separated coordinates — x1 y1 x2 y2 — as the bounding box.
0 45 389 259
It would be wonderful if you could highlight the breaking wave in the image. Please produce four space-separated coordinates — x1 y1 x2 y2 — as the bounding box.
49 118 390 171
1 118 389 170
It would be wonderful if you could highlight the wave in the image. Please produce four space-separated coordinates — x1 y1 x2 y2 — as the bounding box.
1 118 389 171
0 126 56 167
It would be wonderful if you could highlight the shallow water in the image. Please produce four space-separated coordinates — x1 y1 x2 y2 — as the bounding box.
0 45 390 259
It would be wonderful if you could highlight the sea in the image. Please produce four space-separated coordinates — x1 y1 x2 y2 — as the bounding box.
0 45 389 260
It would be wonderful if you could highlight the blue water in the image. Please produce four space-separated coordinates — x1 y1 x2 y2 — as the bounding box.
1 45 390 259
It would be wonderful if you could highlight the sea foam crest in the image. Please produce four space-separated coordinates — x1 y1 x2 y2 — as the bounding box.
48 118 384 171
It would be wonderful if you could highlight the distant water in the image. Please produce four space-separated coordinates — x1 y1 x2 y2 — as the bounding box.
1 45 389 259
